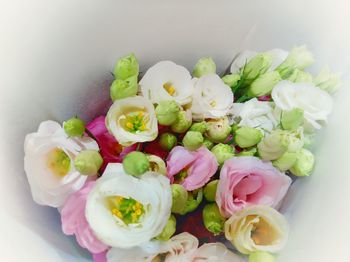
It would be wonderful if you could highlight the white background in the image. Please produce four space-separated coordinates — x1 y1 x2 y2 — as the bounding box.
0 0 350 261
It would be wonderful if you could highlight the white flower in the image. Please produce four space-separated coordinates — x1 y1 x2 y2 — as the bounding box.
230 49 289 74
24 121 98 207
228 98 278 133
272 80 333 130
106 96 158 146
191 74 233 120
225 205 289 254
140 61 194 105
85 163 172 248
193 243 244 262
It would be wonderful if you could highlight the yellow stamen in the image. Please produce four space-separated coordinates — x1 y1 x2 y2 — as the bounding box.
210 100 217 107
163 83 176 96
126 122 134 129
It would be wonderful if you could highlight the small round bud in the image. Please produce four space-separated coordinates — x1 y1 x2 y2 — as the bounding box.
189 121 208 134
155 215 176 241
171 184 188 214
290 148 315 177
110 76 138 101
113 53 139 80
203 180 218 202
243 53 272 84
63 117 85 137
203 138 214 150
74 150 103 176
202 203 225 235
182 131 204 151
184 189 203 214
159 133 177 151
192 57 216 78
234 127 263 148
122 151 150 177
237 147 257 157
222 74 240 87
249 252 275 262
281 108 304 131
171 110 192 133
155 100 181 126
205 117 231 143
272 151 298 171
147 154 166 175
211 143 234 166
248 71 281 97
286 69 313 83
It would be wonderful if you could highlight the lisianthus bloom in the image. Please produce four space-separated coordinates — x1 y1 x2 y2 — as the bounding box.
272 81 333 131
193 242 245 262
229 98 278 134
85 163 171 248
24 121 98 207
191 74 233 120
86 116 136 170
230 49 289 74
224 205 289 254
106 96 158 146
167 146 218 191
140 61 194 106
216 157 291 217
61 181 108 254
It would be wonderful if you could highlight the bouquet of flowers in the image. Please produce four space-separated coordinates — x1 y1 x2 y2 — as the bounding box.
24 46 340 262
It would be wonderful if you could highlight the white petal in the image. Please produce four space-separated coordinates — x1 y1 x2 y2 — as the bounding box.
230 50 257 74
193 243 244 262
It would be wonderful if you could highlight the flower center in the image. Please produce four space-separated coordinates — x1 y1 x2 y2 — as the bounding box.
124 110 149 133
106 196 145 225
46 148 71 177
174 169 188 183
249 215 278 245
163 82 176 96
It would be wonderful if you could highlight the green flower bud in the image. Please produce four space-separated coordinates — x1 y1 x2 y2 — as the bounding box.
171 110 192 133
231 124 239 133
63 117 85 137
113 53 139 80
74 150 103 176
183 189 203 214
202 203 225 235
192 57 216 78
243 53 272 83
155 215 176 241
314 67 341 94
272 151 298 171
286 69 313 83
205 117 231 143
110 75 138 101
234 127 263 148
257 129 304 160
290 148 315 177
248 71 282 97
237 147 257 157
147 154 166 175
189 121 208 134
249 251 275 262
183 131 204 151
211 143 234 166
171 184 188 214
203 138 214 150
122 151 150 177
203 180 218 202
155 100 181 126
281 108 304 131
276 46 314 79
159 133 178 151
222 74 241 87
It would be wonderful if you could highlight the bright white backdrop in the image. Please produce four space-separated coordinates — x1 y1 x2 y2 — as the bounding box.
0 0 349 261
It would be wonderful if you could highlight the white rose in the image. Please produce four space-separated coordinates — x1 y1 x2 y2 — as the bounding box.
106 96 158 146
191 74 233 120
272 80 333 130
86 163 172 248
193 242 244 262
224 205 289 254
230 49 289 74
24 120 98 207
140 61 194 105
228 98 278 133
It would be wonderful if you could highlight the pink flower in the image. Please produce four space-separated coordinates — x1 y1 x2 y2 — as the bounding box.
216 156 291 217
167 146 218 191
61 181 108 254
93 251 107 262
86 116 136 171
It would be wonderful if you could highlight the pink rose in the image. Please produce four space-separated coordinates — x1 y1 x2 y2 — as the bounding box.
167 146 218 191
61 181 108 254
216 156 291 217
